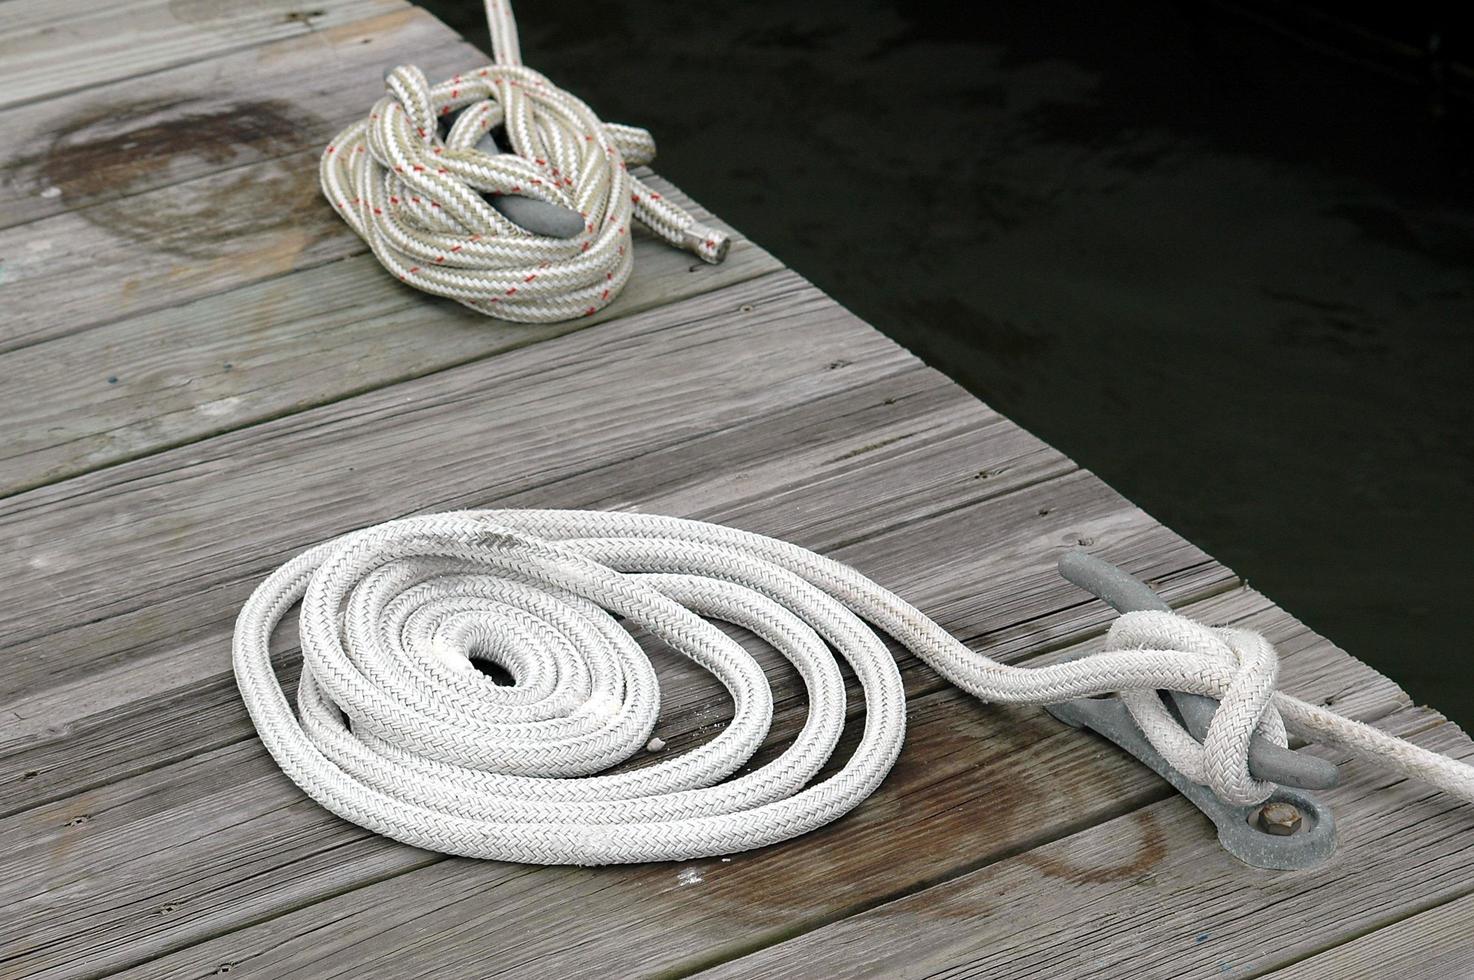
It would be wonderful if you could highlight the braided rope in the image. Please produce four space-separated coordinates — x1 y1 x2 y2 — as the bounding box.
319 0 730 323
234 510 1474 865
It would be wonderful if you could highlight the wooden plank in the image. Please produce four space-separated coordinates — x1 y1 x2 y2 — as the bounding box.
697 707 1474 980
0 7 467 236
0 225 775 497
1261 891 1474 980
0 184 774 497
73 591 1403 980
0 166 730 354
0 0 404 111
0 273 897 705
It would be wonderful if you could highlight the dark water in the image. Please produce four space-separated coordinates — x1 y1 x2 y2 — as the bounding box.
423 1 1474 725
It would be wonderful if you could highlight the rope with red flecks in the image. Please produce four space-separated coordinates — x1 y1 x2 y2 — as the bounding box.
319 0 730 323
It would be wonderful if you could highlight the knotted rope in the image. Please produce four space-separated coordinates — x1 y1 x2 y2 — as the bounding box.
319 0 729 323
233 510 1474 865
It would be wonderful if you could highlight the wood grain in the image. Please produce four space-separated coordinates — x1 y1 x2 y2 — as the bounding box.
1261 890 1474 980
0 0 403 111
0 215 776 496
0 273 894 703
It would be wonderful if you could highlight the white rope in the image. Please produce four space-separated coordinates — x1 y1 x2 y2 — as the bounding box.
233 509 1474 865
319 0 730 324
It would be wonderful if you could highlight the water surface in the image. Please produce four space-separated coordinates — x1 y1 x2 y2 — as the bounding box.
426 0 1474 725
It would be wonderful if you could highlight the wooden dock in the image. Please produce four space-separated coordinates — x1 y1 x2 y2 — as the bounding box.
3 3 1472 977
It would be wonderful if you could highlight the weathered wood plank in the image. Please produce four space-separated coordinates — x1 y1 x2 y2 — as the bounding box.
0 0 404 111
75 591 1405 980
0 7 465 236
0 273 895 701
0 163 730 354
1261 890 1474 980
0 186 774 496
698 707 1474 980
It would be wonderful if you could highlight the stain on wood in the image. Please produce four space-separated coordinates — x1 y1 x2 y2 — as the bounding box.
1018 807 1168 884
39 98 322 256
699 708 1474 980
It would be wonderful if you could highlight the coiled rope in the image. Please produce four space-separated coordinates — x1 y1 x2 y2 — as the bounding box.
233 510 1474 865
319 0 729 323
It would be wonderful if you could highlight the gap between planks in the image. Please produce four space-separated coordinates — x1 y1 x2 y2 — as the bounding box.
0 192 777 498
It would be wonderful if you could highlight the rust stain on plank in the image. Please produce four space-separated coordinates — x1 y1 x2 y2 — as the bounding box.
1018 807 1168 884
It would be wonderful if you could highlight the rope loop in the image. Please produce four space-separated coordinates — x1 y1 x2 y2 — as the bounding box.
1110 612 1285 804
319 2 730 323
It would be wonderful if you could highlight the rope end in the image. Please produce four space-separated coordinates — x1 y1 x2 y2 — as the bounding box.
683 224 731 265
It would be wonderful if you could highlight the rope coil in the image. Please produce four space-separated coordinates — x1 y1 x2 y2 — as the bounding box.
234 510 1474 865
320 0 729 323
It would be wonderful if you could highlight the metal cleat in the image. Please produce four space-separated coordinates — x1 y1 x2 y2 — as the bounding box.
1045 551 1339 870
